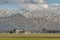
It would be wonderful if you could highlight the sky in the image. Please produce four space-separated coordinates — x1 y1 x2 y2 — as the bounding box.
0 0 60 9
0 4 20 10
46 0 60 4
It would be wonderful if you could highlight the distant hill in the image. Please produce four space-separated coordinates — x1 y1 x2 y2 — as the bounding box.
0 13 60 31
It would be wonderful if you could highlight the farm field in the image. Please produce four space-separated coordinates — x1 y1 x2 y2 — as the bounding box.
0 38 60 40
0 33 60 40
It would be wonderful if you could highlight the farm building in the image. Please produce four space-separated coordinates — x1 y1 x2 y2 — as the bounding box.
15 28 60 34
16 29 25 33
16 29 42 34
25 31 31 34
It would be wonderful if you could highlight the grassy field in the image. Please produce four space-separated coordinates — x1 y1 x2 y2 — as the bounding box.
0 38 60 40
0 33 60 40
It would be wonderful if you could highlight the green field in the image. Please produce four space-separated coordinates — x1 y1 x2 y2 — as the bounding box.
0 33 60 40
0 38 60 40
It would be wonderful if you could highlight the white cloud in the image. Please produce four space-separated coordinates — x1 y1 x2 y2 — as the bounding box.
9 0 45 4
0 0 48 10
21 4 48 11
37 0 45 3
39 4 48 8
51 3 60 6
